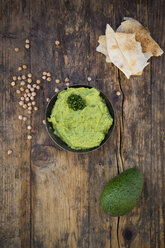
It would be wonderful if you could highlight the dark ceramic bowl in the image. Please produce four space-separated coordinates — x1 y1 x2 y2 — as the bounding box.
45 85 116 153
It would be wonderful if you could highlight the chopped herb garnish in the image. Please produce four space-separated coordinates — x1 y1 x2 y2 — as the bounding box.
67 94 86 111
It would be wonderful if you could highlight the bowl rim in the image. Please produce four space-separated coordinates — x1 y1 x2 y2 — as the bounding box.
45 85 116 154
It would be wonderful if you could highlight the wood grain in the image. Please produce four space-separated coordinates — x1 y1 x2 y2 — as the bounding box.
0 0 164 247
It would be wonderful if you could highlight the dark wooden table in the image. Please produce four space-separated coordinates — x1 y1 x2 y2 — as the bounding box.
0 0 165 247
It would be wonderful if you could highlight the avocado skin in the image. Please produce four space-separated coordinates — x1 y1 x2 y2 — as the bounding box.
100 168 144 217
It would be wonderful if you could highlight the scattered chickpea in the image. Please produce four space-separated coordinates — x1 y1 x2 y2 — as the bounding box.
46 98 50 102
31 91 36 96
20 96 24 101
13 76 17 81
27 135 32 140
23 116 27 121
19 101 24 106
28 106 32 111
20 81 25 86
47 77 51 82
64 77 69 82
14 48 19 52
116 91 121 96
55 87 59 93
55 40 60 46
11 81 16 86
16 90 21 94
25 44 30 49
27 78 32 83
24 93 27 98
25 97 30 102
25 89 30 93
18 115 23 120
18 66 22 71
7 149 13 155
27 93 31 97
55 79 60 84
27 84 31 89
36 79 41 84
43 72 47 76
23 104 27 109
28 73 32 78
42 75 46 80
28 102 32 106
33 84 37 88
32 101 36 106
34 106 38 111
25 39 30 43
20 87 24 92
22 75 26 80
66 82 70 87
42 120 46 124
47 72 51 77
22 65 27 69
27 110 32 115
27 125 32 130
30 87 34 92
36 85 40 90
30 96 34 101
18 76 22 80
87 77 92 82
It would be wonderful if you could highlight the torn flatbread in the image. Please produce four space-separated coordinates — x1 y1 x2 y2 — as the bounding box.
117 17 163 57
96 36 111 63
105 24 132 78
115 32 149 75
96 18 163 78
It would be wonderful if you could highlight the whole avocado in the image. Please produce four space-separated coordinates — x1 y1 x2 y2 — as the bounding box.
100 168 144 217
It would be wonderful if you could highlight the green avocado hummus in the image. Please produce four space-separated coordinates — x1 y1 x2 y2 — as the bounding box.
48 87 113 150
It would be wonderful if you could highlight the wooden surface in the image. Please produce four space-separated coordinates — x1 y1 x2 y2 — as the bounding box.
0 0 165 247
